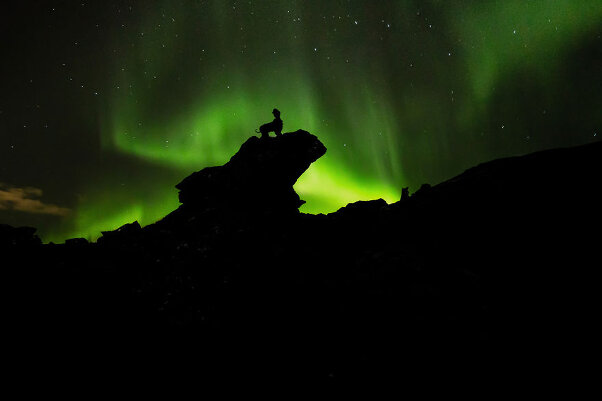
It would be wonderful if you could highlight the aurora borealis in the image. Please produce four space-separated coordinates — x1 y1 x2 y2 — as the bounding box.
1 1 601 243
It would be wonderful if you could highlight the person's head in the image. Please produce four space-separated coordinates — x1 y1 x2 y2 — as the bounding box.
272 108 280 117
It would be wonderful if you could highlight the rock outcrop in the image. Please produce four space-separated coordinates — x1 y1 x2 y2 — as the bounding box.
175 130 326 213
0 223 41 249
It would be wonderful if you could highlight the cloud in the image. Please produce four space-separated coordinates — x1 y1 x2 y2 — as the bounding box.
0 183 71 216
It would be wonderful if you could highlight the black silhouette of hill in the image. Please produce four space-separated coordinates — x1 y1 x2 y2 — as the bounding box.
2 130 601 388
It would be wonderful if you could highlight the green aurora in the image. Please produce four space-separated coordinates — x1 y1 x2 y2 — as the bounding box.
2 1 600 242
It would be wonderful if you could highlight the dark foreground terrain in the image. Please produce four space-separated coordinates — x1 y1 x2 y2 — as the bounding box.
3 130 601 387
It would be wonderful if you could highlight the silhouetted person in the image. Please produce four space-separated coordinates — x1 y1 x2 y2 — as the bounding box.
256 108 283 139
401 187 410 201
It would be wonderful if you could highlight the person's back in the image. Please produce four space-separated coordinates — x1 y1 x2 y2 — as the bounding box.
273 115 283 136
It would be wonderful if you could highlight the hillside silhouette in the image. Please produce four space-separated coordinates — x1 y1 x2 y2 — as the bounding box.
2 130 601 387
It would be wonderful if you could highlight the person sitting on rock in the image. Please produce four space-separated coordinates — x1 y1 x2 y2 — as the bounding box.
256 108 283 139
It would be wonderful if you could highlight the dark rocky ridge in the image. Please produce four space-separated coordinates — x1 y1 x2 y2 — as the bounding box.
175 129 326 211
3 132 601 387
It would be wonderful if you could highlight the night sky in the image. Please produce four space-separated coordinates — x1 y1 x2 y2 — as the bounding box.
1 0 601 243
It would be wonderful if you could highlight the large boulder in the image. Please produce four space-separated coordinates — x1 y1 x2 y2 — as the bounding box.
175 130 326 213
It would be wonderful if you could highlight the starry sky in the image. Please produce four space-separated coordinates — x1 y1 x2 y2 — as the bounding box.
1 0 601 243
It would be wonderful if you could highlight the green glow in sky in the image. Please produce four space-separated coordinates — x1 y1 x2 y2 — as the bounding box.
14 0 599 243
452 0 602 102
